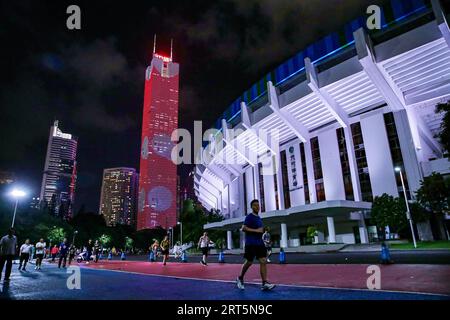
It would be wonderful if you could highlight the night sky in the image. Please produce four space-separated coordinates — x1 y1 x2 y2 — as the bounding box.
0 0 390 213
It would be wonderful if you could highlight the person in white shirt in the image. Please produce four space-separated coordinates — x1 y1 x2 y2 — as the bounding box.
35 238 46 270
18 239 32 271
0 228 17 282
197 232 214 266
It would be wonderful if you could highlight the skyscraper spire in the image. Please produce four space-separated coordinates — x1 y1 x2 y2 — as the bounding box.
153 34 157 55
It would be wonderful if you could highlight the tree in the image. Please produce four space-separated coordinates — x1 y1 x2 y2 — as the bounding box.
98 234 111 247
307 226 318 240
416 172 450 239
371 193 408 234
124 236 133 251
133 228 166 250
47 227 66 244
416 172 450 214
436 101 450 154
179 199 225 245
70 212 107 245
409 202 429 223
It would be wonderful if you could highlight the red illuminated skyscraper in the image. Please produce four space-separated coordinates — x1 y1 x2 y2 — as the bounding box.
137 40 179 230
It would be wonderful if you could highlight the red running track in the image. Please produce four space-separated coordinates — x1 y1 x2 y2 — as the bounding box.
82 260 450 295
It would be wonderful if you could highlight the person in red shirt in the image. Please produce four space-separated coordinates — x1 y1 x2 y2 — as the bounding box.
51 245 59 262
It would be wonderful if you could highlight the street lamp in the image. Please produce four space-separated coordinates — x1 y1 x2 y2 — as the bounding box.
177 221 183 245
72 230 78 246
9 188 26 228
395 167 417 248
169 227 173 247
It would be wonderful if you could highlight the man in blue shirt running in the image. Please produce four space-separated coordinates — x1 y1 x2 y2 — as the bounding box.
236 199 275 291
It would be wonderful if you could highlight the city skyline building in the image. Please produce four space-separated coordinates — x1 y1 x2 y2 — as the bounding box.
137 38 180 230
99 167 138 227
39 120 78 220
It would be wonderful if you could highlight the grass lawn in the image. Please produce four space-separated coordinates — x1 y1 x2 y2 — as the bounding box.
390 240 450 250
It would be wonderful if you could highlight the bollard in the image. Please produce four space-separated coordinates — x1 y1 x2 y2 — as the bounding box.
181 251 188 263
121 252 126 261
218 251 225 263
279 248 286 264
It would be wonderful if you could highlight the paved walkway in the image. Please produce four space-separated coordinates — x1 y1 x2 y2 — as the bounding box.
83 260 450 295
1 263 449 300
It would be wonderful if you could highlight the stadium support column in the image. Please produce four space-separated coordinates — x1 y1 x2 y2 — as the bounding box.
358 212 369 244
280 223 288 248
227 230 233 250
327 217 336 243
344 127 362 202
240 230 245 249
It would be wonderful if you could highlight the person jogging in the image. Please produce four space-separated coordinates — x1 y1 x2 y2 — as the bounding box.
35 238 46 270
0 228 17 282
236 200 275 291
18 239 32 271
197 232 214 266
58 239 69 268
262 227 272 263
160 235 170 266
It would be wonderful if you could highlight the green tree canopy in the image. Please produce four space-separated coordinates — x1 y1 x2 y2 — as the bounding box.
180 199 225 245
371 193 408 233
98 234 111 247
416 172 450 214
47 227 66 244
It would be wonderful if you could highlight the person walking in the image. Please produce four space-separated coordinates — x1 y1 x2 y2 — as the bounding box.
0 228 17 282
51 245 59 262
29 244 35 264
160 235 170 266
86 239 93 264
236 200 275 291
197 232 213 266
262 227 272 263
68 245 76 265
150 240 159 262
58 238 69 268
93 240 100 263
35 238 46 270
18 239 32 271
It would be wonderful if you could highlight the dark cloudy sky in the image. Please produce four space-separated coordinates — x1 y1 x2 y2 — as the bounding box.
0 0 390 213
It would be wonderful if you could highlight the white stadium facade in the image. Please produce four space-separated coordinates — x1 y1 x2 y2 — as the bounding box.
195 0 450 249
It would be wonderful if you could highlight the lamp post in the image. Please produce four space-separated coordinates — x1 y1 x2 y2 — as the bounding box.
395 167 417 248
9 189 26 228
177 221 183 245
72 230 78 246
169 227 173 248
